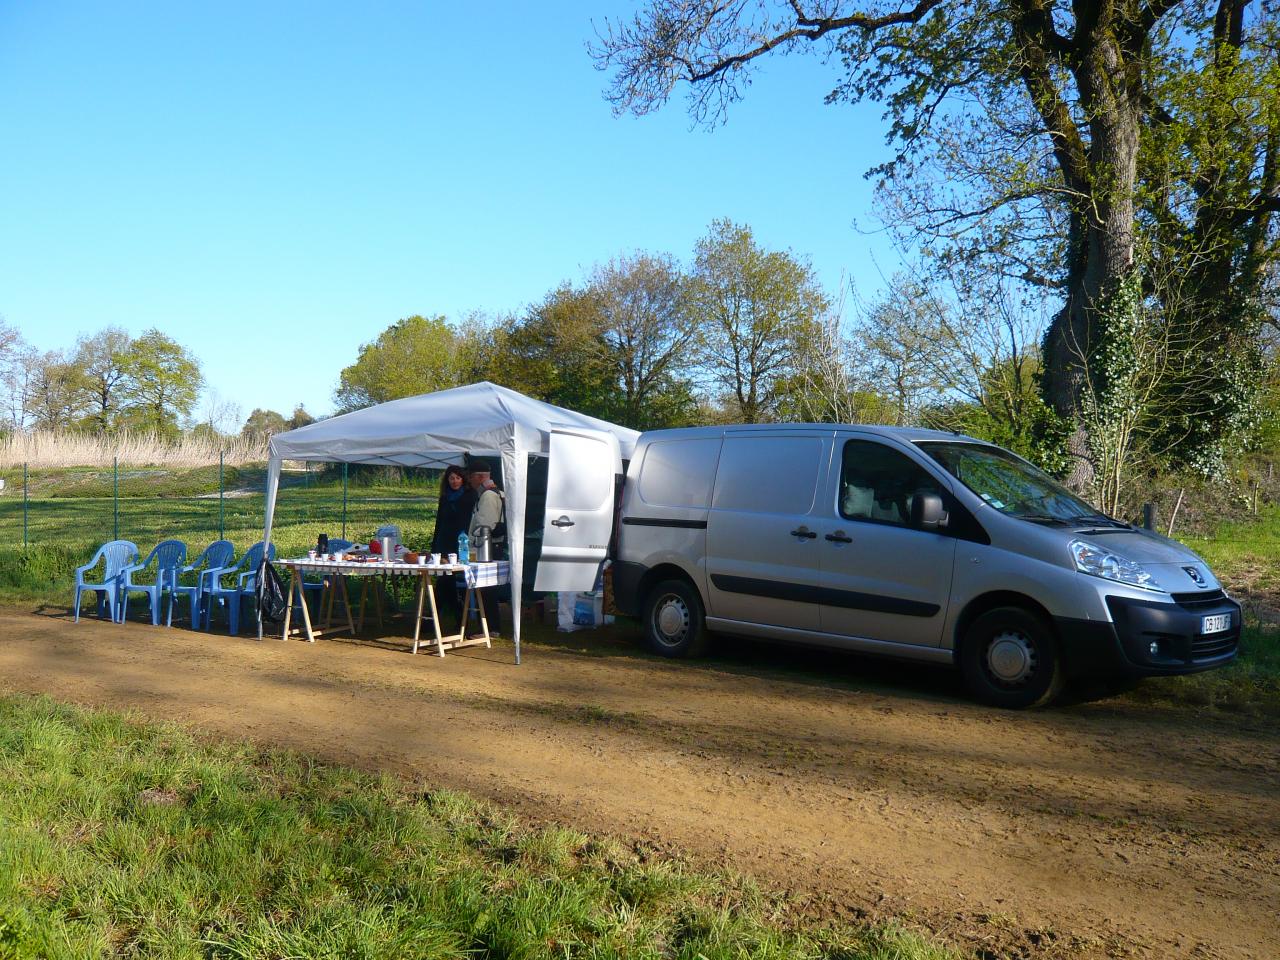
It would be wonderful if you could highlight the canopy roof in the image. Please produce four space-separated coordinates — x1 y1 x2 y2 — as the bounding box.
268 381 639 465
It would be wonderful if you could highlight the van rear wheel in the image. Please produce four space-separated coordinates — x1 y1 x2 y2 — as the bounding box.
960 607 1064 709
643 579 708 658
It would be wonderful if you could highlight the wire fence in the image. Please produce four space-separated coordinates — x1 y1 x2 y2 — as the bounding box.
0 460 446 558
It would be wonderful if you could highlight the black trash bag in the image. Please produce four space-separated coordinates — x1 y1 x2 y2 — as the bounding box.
255 558 288 624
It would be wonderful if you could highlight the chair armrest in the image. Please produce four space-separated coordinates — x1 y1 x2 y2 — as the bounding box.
200 566 229 590
75 546 110 579
118 563 146 581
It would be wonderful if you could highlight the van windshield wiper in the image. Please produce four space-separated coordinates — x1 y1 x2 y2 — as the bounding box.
1017 514 1074 524
1078 514 1133 529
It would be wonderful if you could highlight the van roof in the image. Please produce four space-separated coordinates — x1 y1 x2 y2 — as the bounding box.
637 423 991 445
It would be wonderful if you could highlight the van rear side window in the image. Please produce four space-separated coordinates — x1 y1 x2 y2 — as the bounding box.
712 436 823 514
638 438 721 508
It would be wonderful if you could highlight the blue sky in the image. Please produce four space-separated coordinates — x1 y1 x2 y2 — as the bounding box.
0 2 896 421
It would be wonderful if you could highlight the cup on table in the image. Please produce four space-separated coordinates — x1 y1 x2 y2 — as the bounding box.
417 554 427 566
447 552 458 565
307 550 317 560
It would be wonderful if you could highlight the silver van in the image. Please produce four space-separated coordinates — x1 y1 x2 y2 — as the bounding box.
607 425 1240 708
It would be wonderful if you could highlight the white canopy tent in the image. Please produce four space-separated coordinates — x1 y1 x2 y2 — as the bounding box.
259 382 640 663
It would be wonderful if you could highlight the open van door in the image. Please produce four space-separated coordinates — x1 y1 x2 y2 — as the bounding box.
534 425 621 592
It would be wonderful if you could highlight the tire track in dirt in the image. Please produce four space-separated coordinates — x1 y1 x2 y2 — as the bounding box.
1 609 1275 959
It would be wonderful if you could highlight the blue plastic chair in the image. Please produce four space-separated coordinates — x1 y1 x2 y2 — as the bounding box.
168 539 235 628
205 541 277 635
120 540 188 626
73 540 139 623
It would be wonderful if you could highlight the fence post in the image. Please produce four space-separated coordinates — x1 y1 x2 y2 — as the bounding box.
342 463 348 539
219 448 225 540
1142 502 1156 531
113 455 119 541
22 462 28 549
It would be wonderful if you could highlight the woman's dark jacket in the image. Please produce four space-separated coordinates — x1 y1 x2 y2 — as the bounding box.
432 487 477 555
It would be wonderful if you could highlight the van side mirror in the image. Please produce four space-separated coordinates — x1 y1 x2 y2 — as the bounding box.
911 492 949 531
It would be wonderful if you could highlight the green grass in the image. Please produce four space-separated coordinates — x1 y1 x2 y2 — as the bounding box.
1125 505 1280 714
0 694 951 960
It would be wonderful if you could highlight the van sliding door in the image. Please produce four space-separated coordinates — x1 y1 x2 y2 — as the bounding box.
705 433 831 631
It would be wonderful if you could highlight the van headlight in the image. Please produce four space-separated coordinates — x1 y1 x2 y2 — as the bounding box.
1069 540 1164 592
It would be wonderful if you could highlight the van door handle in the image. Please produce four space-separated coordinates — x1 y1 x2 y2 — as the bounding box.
551 516 575 528
789 527 817 540
825 532 852 543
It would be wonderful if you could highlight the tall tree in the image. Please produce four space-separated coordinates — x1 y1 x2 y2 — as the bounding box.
0 319 28 430
593 0 1280 483
23 350 85 430
241 408 287 440
118 329 202 437
286 404 316 430
335 315 462 412
690 219 828 422
72 327 132 432
590 252 701 428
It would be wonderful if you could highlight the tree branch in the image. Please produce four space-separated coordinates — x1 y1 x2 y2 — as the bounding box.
685 0 948 85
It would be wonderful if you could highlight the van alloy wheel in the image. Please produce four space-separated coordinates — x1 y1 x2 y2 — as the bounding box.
986 630 1037 686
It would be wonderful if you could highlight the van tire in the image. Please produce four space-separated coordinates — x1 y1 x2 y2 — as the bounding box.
960 607 1064 709
643 579 708 658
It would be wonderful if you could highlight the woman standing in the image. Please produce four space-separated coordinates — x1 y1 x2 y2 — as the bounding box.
431 465 476 629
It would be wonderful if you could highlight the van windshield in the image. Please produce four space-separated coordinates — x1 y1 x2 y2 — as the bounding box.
916 441 1104 523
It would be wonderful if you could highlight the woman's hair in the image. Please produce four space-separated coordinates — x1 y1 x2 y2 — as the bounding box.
439 464 467 497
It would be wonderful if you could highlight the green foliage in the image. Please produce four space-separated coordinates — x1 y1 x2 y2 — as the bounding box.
691 219 828 423
0 694 956 959
335 315 467 413
240 406 286 439
70 327 132 433
926 397 1070 476
117 330 203 439
486 286 624 421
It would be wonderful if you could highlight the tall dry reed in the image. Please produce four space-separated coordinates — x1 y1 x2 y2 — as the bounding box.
0 430 270 469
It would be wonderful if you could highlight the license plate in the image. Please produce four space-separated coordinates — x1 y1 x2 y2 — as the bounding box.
1202 613 1231 634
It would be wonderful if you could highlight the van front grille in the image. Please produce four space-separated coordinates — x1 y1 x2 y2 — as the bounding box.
1170 589 1226 609
1190 634 1237 661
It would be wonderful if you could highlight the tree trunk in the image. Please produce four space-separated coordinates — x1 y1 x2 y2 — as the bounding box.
1039 17 1142 493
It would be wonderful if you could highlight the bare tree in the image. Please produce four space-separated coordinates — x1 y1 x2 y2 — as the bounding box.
0 319 28 431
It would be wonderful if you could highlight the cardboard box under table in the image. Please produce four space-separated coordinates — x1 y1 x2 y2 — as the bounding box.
279 558 511 656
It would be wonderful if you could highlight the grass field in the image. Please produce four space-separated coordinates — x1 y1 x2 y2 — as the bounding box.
0 693 951 960
0 467 440 607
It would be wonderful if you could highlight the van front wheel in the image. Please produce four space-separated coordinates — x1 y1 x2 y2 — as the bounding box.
960 607 1064 709
643 579 708 658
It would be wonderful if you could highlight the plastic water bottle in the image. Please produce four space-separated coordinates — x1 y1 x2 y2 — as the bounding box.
457 532 469 565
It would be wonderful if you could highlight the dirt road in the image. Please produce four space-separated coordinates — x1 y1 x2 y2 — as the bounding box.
1 608 1276 959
